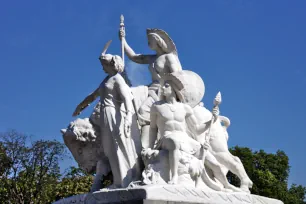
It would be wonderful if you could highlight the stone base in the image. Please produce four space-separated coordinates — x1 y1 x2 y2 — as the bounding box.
53 185 283 204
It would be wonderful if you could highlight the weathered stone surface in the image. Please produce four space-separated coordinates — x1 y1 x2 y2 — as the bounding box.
54 185 283 204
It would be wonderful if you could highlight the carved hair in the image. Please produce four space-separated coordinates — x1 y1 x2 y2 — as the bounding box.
111 55 124 73
100 54 124 73
148 33 169 53
99 40 124 73
146 28 178 55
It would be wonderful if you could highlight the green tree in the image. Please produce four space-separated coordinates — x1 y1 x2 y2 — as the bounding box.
55 166 93 201
0 130 67 204
0 142 11 176
228 146 306 204
54 167 114 201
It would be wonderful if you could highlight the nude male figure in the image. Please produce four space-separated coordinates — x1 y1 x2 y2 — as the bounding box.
145 81 217 184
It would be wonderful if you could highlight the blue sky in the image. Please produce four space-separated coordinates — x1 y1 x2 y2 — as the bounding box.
0 0 305 186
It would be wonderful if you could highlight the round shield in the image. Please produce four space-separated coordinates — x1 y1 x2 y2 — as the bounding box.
163 70 205 107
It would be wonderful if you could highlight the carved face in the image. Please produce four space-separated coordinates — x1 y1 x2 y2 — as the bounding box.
100 54 116 74
162 82 174 97
102 61 114 74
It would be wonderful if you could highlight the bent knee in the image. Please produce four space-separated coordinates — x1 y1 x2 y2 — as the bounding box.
163 137 180 150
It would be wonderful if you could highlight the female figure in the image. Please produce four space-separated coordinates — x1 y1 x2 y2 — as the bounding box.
73 41 141 189
119 28 182 149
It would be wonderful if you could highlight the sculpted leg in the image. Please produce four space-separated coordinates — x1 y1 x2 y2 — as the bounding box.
101 126 125 188
91 158 111 192
169 149 179 184
162 136 180 184
213 151 253 192
140 125 150 149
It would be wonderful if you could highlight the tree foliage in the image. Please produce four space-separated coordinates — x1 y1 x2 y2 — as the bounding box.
0 130 66 204
228 146 306 204
0 130 103 203
55 166 93 201
1 130 305 204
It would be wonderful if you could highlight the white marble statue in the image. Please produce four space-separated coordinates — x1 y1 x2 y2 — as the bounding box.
119 26 183 149
56 15 286 204
61 115 101 175
142 80 216 185
141 70 252 193
192 103 253 192
71 41 142 190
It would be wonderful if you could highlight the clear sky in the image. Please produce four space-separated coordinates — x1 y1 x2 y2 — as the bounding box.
0 0 305 186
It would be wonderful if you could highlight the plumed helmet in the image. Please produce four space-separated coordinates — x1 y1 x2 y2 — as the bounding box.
163 70 205 107
99 40 124 73
147 28 177 56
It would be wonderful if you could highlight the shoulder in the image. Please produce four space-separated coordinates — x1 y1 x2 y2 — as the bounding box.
184 104 193 114
154 100 165 107
151 101 164 111
113 73 125 84
165 53 178 62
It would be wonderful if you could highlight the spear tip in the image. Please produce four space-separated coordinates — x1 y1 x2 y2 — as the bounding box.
214 91 222 105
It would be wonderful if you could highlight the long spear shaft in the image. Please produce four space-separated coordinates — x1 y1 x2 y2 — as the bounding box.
120 15 125 66
120 15 141 132
195 92 222 189
201 92 222 161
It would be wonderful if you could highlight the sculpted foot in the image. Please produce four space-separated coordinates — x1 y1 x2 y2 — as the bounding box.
168 175 178 185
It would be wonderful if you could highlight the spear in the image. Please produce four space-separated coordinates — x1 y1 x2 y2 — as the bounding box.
119 15 142 133
205 91 222 144
195 92 222 189
120 14 125 66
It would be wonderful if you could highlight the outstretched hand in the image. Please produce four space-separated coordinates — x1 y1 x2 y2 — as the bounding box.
72 104 89 117
72 110 80 117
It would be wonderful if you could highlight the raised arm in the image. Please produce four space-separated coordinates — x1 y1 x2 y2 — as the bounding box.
122 38 156 64
119 29 156 64
72 87 99 116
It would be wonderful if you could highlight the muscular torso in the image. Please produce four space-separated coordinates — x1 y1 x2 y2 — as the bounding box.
154 102 187 137
149 53 182 82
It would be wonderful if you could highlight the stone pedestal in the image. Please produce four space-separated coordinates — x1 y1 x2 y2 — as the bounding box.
53 185 283 204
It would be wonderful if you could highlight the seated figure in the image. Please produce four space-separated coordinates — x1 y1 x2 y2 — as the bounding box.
142 70 252 193
143 80 218 184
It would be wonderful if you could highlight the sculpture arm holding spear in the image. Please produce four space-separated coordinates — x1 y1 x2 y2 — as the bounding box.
119 15 156 65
